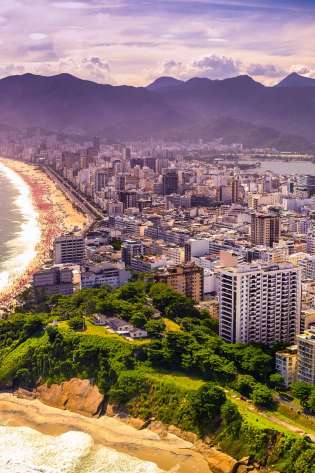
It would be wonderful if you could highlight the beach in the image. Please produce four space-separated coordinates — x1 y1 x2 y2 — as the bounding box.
0 393 211 473
0 157 88 309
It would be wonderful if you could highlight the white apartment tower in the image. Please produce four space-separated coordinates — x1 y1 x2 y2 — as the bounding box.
54 235 85 265
219 263 301 345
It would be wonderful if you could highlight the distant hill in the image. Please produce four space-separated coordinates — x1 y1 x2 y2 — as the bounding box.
276 72 315 88
0 72 314 149
147 76 184 90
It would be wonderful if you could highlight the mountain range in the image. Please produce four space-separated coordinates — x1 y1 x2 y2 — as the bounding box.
0 71 315 149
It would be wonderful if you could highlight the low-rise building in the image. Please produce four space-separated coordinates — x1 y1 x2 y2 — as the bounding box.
93 315 147 339
80 263 130 289
33 265 80 301
275 346 298 387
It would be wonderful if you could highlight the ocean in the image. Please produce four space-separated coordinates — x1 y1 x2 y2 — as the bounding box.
255 159 315 175
0 426 163 473
0 161 40 292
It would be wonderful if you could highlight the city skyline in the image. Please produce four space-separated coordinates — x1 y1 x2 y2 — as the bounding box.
0 0 314 85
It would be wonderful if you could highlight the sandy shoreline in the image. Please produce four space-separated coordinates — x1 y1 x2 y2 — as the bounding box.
0 393 211 473
0 157 88 308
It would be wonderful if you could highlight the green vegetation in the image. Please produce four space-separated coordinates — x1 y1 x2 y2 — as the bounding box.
292 382 315 414
1 281 314 471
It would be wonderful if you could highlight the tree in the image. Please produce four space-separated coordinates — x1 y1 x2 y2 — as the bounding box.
239 346 273 381
292 382 312 409
130 311 147 328
220 401 241 434
193 349 236 382
69 316 85 331
252 384 273 408
111 238 122 251
22 316 44 338
120 281 146 302
46 325 59 342
190 383 226 433
14 368 33 388
145 319 165 338
234 374 255 397
294 447 315 473
269 373 285 390
306 389 315 414
165 299 200 320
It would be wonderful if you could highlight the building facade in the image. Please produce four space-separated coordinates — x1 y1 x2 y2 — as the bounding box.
54 234 85 265
251 213 280 247
219 263 301 345
155 262 204 302
297 326 315 385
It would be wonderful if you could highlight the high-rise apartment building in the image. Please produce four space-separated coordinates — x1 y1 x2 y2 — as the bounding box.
307 232 315 255
219 263 301 345
296 175 315 196
121 240 143 266
162 169 178 195
250 212 280 247
54 235 85 265
300 255 315 279
155 262 204 302
297 326 315 385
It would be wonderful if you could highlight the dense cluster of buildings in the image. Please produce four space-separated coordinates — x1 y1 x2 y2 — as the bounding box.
4 131 315 384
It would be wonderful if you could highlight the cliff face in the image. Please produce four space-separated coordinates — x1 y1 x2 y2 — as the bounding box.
36 378 104 417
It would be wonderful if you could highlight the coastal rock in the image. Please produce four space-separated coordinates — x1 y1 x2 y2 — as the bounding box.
199 447 237 473
126 417 147 430
167 424 198 443
105 403 119 417
36 378 104 417
16 388 36 400
193 442 238 473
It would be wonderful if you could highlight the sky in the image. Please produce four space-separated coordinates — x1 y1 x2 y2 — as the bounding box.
0 0 314 86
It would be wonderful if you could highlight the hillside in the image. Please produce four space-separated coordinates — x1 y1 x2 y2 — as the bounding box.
0 282 314 471
0 72 314 148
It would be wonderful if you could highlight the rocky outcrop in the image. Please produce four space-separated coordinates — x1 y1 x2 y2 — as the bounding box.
36 378 104 417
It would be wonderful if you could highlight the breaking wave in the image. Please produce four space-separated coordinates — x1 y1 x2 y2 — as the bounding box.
0 426 164 473
0 161 41 292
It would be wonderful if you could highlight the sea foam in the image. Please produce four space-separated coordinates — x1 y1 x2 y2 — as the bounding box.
0 426 164 473
0 161 41 292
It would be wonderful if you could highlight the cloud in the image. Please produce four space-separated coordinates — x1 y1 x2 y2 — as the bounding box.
193 54 241 79
158 54 242 81
247 63 285 78
0 64 25 77
83 56 110 71
29 33 47 41
52 1 90 9
290 64 311 75
20 42 58 62
77 57 112 82
0 0 312 86
163 60 185 75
